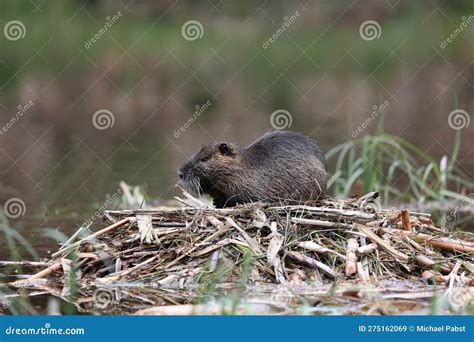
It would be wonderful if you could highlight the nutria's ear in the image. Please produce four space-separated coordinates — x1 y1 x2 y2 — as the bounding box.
218 143 234 156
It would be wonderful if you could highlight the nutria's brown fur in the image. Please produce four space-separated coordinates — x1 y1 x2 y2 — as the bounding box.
178 131 328 208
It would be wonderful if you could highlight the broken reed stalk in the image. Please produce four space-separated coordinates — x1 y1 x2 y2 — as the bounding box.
357 243 378 255
381 228 474 253
291 217 353 229
297 241 346 261
286 251 336 278
51 217 133 258
0 260 50 267
355 224 410 261
10 261 63 286
345 238 358 276
401 210 412 231
413 255 452 274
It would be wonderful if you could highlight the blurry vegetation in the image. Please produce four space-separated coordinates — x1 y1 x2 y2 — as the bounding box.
1 1 473 97
327 128 473 204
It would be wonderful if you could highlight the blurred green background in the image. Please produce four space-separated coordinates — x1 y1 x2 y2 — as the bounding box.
0 0 473 258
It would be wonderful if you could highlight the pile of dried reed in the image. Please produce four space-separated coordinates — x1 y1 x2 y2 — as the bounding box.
8 191 474 314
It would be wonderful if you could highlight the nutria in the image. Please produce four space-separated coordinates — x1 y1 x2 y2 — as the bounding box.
178 131 328 208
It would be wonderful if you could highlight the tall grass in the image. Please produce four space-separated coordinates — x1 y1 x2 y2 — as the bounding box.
326 130 473 206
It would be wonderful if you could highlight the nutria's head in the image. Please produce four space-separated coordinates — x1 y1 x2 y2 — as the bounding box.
178 142 239 196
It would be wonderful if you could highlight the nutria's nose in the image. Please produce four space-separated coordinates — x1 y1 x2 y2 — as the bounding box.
178 171 184 180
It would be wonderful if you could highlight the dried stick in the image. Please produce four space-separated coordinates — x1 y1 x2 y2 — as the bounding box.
401 210 412 231
272 205 376 221
10 261 62 286
286 251 336 278
297 241 346 261
381 228 474 253
52 217 133 258
413 255 452 274
0 260 50 267
291 217 353 229
345 238 358 276
357 243 378 255
355 224 410 261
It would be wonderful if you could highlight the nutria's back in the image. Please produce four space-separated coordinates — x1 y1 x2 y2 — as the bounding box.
179 131 327 208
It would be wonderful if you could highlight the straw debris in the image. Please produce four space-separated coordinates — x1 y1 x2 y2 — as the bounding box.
7 191 474 314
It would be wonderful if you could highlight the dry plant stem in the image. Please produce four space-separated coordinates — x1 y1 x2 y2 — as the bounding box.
297 241 346 261
356 261 368 283
226 217 263 255
0 260 50 267
291 217 353 229
10 261 63 286
357 243 378 255
275 205 375 222
355 224 410 261
51 217 133 258
381 228 474 253
422 270 450 284
413 255 452 274
286 251 336 278
401 210 412 231
345 238 358 276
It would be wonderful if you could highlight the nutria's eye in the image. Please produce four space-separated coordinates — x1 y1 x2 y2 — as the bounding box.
218 143 230 155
